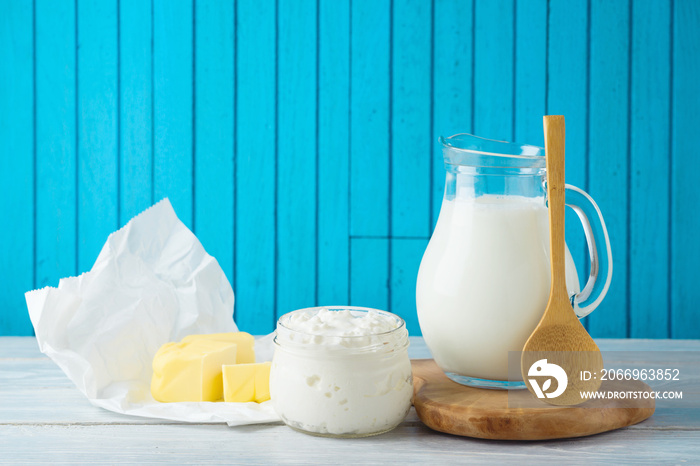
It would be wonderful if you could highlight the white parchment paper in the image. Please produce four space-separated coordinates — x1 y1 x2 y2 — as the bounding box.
25 199 280 425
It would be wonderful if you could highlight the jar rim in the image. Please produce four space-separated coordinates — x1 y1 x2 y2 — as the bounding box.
274 306 409 354
276 306 406 339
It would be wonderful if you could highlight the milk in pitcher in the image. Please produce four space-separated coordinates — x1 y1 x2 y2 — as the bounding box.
416 194 580 383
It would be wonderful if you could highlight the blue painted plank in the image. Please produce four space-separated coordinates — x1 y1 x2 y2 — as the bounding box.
277 0 317 316
587 0 630 338
392 0 431 237
194 0 234 284
77 0 119 273
630 0 670 338
474 0 514 141
432 0 473 228
35 0 76 292
514 0 546 146
546 0 588 326
3 0 695 341
350 0 390 237
390 238 428 336
235 0 276 334
153 0 193 228
350 239 389 311
318 0 350 306
0 0 33 335
119 0 153 224
671 0 700 339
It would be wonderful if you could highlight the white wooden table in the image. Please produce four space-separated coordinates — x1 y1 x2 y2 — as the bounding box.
2 337 699 464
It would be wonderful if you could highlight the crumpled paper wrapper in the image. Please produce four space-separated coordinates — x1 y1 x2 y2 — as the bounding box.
25 199 280 426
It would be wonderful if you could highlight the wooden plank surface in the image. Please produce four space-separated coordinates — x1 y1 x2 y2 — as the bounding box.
431 0 473 228
671 0 700 339
119 0 153 225
35 0 77 293
630 0 671 338
350 239 389 311
587 0 630 338
390 239 428 336
277 0 317 317
317 0 350 306
2 424 700 464
234 0 276 334
153 0 193 229
391 0 431 238
546 0 589 334
3 1 700 340
514 0 546 146
0 0 34 335
474 0 515 142
77 0 119 273
1 337 698 464
194 0 235 284
350 0 390 237
389 0 430 323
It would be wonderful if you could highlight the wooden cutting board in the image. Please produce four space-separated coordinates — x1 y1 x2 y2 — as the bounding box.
411 359 655 440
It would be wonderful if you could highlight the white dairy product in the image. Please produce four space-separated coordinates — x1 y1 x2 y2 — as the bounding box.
269 307 413 437
416 195 580 382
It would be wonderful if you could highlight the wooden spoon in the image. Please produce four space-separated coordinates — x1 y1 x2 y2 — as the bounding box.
520 115 603 406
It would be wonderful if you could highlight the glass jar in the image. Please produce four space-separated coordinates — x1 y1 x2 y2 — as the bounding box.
269 306 413 438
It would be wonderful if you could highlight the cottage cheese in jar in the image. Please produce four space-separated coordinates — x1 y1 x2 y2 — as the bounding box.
269 307 413 437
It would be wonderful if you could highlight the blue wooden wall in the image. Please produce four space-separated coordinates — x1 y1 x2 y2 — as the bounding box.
1 0 698 339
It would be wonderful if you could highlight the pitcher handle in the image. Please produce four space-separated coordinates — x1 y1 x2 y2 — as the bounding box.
564 184 613 318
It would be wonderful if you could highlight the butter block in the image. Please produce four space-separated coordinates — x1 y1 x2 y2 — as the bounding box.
253 362 271 402
223 362 272 403
151 339 237 402
181 332 255 364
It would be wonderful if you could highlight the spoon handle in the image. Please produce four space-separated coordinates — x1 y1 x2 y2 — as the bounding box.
543 115 568 299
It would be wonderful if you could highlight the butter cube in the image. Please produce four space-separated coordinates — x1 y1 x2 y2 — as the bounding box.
223 362 272 403
254 362 271 402
181 332 255 364
151 339 237 402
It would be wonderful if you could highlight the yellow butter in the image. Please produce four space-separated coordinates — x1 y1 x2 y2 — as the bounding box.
151 339 237 402
181 332 255 364
223 362 271 403
253 362 271 402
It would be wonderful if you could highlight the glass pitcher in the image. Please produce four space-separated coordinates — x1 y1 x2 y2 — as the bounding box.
416 133 612 389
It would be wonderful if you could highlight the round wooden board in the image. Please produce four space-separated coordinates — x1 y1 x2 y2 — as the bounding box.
412 359 655 441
